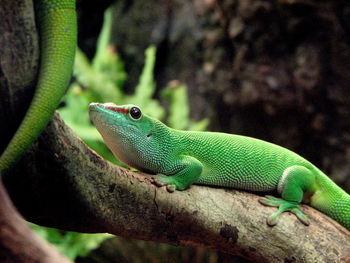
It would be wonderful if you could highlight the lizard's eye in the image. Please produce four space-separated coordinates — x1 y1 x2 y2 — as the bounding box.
130 107 141 120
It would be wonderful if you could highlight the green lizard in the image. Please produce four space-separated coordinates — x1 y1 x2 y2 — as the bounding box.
89 102 350 230
0 0 77 176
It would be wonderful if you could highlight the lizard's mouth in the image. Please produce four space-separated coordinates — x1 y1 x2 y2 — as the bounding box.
89 102 109 124
88 102 102 113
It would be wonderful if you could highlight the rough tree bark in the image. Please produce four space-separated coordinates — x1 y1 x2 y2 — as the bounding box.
3 113 350 263
0 0 39 151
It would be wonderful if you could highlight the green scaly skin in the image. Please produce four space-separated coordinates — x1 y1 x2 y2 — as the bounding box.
89 103 350 230
0 0 77 176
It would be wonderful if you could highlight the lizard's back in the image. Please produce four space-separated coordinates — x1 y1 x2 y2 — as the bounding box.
173 130 313 192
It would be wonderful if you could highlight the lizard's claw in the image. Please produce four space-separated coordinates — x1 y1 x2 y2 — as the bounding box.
166 185 176 193
259 195 310 227
150 177 164 187
151 174 176 193
291 208 310 226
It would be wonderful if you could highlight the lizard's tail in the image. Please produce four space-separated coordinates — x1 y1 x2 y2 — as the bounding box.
0 0 76 176
310 168 350 231
328 193 350 231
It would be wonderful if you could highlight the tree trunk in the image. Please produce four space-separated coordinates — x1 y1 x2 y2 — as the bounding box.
0 181 71 263
0 0 39 152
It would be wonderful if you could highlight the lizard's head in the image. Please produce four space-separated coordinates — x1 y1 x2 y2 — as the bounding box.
88 102 164 170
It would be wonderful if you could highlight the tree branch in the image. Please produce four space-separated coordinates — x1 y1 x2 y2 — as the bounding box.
0 180 71 263
3 112 350 262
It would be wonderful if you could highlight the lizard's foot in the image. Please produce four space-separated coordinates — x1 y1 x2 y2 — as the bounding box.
151 174 184 192
259 195 310 226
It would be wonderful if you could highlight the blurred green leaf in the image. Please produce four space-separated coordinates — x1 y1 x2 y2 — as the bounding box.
30 223 111 260
162 81 209 131
92 7 126 89
128 45 165 120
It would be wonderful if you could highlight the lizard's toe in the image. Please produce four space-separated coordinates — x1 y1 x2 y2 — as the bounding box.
151 177 165 187
166 184 176 193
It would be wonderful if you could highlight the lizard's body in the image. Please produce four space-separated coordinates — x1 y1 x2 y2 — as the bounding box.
89 103 350 230
0 0 76 176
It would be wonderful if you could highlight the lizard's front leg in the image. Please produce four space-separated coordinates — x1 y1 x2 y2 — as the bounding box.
151 155 203 192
